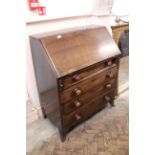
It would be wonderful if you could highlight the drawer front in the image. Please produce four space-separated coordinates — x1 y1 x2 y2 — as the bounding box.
63 81 116 115
60 66 118 104
58 57 119 90
63 89 115 128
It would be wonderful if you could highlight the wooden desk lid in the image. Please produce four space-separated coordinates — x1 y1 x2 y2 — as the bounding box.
38 26 121 77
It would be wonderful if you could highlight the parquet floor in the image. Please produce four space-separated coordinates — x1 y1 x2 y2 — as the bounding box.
27 90 128 155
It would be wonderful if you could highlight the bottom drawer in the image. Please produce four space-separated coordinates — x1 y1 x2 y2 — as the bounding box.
63 89 115 128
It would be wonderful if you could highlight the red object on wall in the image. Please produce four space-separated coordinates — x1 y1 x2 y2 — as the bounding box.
28 0 39 10
38 6 46 15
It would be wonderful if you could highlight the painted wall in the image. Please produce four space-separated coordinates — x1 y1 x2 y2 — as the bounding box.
27 0 94 22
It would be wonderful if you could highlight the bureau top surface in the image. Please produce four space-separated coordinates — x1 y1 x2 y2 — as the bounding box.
38 26 121 77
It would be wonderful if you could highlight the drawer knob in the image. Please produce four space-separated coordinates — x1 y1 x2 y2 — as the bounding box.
59 79 64 89
107 61 112 66
73 88 82 96
105 96 111 101
59 83 64 88
75 114 81 121
106 73 113 78
74 100 81 107
73 74 81 81
106 84 112 89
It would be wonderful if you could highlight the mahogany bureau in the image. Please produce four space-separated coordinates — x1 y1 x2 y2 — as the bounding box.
30 26 121 141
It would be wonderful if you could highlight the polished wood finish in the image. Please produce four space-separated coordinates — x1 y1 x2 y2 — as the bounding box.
30 26 121 142
59 61 105 89
40 26 121 77
59 58 118 90
63 81 117 115
63 89 115 128
60 68 118 104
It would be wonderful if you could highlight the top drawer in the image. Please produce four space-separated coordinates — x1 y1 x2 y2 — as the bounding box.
58 57 119 90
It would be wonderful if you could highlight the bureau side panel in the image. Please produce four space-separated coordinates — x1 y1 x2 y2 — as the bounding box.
30 36 62 130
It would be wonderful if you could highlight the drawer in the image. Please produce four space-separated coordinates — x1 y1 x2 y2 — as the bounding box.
58 57 119 90
60 66 118 104
62 81 116 115
63 89 115 128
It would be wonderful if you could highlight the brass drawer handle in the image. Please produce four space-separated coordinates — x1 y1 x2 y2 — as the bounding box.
73 88 82 96
74 100 81 107
107 61 112 66
106 73 113 78
75 114 81 121
106 83 112 89
72 74 81 81
105 96 111 101
59 83 64 88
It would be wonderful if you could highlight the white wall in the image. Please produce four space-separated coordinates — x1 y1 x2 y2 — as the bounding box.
92 0 114 15
27 0 94 23
27 0 116 22
111 0 129 16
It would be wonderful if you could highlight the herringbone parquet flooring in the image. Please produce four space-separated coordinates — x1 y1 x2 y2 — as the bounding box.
28 90 128 155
